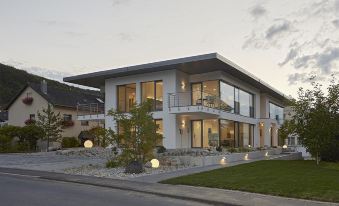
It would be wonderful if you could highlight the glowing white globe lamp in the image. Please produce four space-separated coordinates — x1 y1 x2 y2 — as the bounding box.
151 159 160 168
282 145 288 149
84 140 93 148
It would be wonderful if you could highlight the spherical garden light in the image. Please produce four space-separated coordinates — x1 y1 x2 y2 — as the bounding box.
220 157 227 165
84 140 93 148
150 159 160 168
283 145 288 149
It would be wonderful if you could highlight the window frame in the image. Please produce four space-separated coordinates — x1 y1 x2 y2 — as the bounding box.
117 83 136 113
141 80 163 111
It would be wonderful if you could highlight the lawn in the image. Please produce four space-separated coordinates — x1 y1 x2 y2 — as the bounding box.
161 160 339 203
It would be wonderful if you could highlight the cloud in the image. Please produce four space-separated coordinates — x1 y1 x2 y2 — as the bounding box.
111 0 130 7
281 47 339 74
250 5 267 19
265 20 292 39
333 19 339 28
287 72 327 85
242 19 294 49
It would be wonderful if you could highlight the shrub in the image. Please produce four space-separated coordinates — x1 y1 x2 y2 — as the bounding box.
0 125 21 138
156 146 166 153
124 161 143 174
216 146 223 152
19 125 44 151
106 158 121 168
227 147 237 153
62 137 80 148
0 134 13 152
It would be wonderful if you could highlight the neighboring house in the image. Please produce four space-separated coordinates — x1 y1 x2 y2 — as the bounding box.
6 81 104 138
64 53 287 149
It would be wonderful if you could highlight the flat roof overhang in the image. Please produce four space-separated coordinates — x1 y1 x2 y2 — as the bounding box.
64 53 287 101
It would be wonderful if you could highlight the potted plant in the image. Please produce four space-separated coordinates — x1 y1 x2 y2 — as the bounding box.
22 97 33 105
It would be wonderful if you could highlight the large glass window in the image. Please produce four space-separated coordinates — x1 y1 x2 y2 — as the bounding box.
239 90 251 117
117 84 136 112
220 120 235 147
220 82 234 112
238 123 254 147
192 120 202 147
269 102 284 124
141 81 163 111
203 119 219 147
192 81 219 107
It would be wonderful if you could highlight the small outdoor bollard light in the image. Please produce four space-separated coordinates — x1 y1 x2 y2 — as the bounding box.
244 153 249 161
220 157 227 165
150 159 160 168
84 140 93 148
283 145 288 149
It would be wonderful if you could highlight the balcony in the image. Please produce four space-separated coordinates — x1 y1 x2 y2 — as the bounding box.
168 91 233 115
168 91 257 124
77 103 105 120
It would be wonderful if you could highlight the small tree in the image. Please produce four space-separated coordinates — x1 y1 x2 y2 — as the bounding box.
283 78 339 165
107 100 163 165
36 104 63 151
89 126 109 147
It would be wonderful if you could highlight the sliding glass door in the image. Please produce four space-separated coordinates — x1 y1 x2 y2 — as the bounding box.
192 120 202 148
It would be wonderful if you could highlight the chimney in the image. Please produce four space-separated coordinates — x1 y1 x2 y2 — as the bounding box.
41 80 47 94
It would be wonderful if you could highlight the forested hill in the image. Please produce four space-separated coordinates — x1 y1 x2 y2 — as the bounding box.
0 63 99 110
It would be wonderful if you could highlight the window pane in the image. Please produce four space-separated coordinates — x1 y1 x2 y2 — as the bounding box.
155 119 163 146
220 120 235 147
192 83 202 105
155 81 163 111
269 103 284 124
142 81 155 106
192 121 202 147
118 84 136 112
234 88 239 114
125 84 136 112
118 86 126 112
239 123 250 147
239 90 250 117
202 81 219 108
203 119 219 147
220 82 234 112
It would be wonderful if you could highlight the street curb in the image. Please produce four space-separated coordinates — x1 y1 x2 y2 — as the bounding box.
40 176 236 206
0 167 237 206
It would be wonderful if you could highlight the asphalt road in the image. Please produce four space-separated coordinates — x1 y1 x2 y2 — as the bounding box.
0 173 210 206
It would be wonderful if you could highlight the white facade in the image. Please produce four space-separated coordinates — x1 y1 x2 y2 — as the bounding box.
103 70 284 149
65 53 286 149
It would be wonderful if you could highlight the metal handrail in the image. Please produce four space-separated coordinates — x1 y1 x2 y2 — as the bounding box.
168 91 234 112
77 103 105 116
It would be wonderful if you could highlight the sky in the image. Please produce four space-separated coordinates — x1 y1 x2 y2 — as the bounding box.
1 0 339 97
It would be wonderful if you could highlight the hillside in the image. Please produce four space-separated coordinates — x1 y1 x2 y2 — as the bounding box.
0 63 100 109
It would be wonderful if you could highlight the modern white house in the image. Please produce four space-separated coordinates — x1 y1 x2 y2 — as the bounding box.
64 53 286 149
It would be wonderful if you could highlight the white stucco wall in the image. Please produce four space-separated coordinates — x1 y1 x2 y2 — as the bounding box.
103 68 285 149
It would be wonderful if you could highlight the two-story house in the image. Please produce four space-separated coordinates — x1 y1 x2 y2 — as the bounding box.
64 53 286 149
6 81 104 138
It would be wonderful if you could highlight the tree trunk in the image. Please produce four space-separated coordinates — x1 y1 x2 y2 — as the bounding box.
316 152 320 165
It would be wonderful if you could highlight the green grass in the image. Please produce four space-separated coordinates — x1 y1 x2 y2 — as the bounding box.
161 160 339 203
